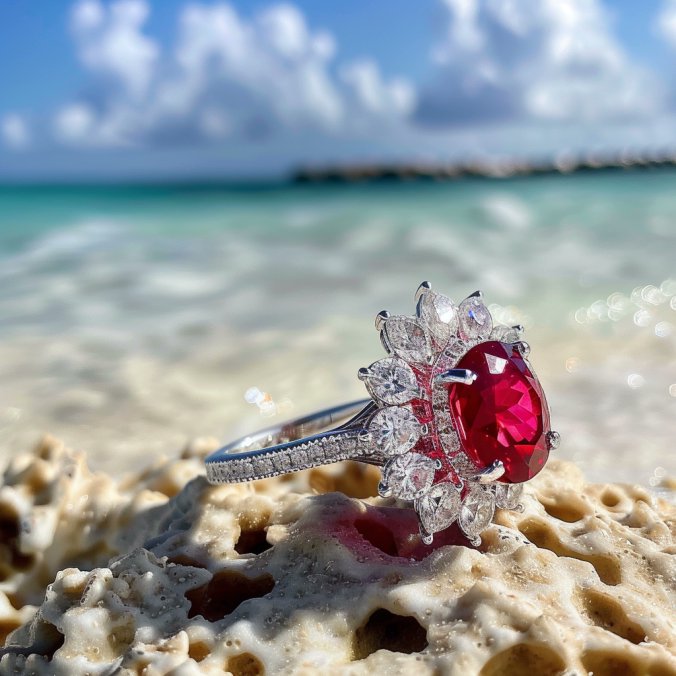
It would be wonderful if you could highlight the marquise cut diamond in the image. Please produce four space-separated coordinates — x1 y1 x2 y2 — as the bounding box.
363 357 419 405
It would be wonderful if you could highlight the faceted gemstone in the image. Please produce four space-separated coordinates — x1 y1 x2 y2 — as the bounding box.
382 452 435 500
369 406 421 456
448 341 550 483
494 482 524 510
416 482 462 534
491 325 522 344
458 485 495 541
383 316 432 364
458 296 493 343
417 291 458 348
363 357 419 405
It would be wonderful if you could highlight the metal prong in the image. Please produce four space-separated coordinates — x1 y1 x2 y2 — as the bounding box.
516 341 531 358
357 367 371 381
467 290 483 299
435 368 478 385
375 310 390 331
415 281 432 303
546 430 560 450
378 480 392 498
469 536 481 547
477 459 505 484
419 524 434 545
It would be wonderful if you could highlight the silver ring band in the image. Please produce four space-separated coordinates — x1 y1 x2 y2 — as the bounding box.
205 399 385 484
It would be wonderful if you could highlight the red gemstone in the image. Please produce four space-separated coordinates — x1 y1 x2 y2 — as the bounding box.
448 341 550 483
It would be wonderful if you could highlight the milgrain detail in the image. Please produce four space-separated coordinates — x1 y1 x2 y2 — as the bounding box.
205 433 365 484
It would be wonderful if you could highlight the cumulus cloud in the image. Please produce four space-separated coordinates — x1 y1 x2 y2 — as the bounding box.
657 0 676 47
56 0 415 148
70 0 159 99
341 60 416 121
1 114 31 149
416 0 663 127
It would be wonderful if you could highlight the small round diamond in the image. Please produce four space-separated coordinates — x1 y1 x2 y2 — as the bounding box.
458 296 493 342
369 406 421 456
384 316 431 364
362 357 419 405
382 452 435 500
416 482 462 534
458 485 495 540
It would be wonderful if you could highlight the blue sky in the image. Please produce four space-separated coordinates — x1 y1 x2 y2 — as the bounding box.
2 0 676 180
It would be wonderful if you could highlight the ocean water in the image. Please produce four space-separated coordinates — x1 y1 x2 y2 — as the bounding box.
0 171 675 486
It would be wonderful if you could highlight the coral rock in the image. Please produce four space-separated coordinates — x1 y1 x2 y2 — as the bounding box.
0 437 674 675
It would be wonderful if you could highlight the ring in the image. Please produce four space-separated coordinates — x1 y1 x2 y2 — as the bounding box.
205 282 559 545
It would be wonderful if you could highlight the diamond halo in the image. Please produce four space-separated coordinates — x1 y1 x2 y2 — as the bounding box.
359 282 558 545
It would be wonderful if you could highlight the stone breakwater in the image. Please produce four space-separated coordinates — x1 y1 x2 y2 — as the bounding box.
0 437 674 675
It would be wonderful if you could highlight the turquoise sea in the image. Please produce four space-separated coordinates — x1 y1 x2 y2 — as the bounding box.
1 170 675 486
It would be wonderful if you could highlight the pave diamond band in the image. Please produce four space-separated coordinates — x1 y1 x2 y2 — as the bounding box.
205 282 557 545
205 399 383 484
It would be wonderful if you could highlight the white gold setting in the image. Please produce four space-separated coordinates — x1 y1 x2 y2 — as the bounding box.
205 282 558 546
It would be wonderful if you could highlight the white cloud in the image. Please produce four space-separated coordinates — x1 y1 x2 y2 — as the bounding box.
657 0 676 47
341 60 416 119
417 0 662 126
54 1 414 148
1 114 31 149
54 103 97 144
70 0 159 99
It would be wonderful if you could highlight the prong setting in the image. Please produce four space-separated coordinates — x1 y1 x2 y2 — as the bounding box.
476 460 505 484
357 282 554 544
435 368 478 385
419 525 434 545
378 480 393 498
516 341 531 358
546 430 560 450
415 280 432 303
375 310 390 331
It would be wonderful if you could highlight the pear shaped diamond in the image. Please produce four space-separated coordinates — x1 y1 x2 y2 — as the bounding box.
383 316 432 364
494 482 524 510
458 295 493 343
416 482 462 534
382 452 435 500
417 291 458 349
369 406 421 457
458 485 495 541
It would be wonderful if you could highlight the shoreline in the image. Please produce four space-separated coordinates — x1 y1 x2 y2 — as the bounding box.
292 152 676 184
4 151 676 190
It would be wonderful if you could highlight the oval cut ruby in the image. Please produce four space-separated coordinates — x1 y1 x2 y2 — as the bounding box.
448 341 550 483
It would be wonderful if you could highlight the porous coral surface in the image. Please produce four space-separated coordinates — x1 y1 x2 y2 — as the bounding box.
0 437 674 675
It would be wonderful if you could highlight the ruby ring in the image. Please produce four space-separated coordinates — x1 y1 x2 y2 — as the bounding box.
205 282 559 545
